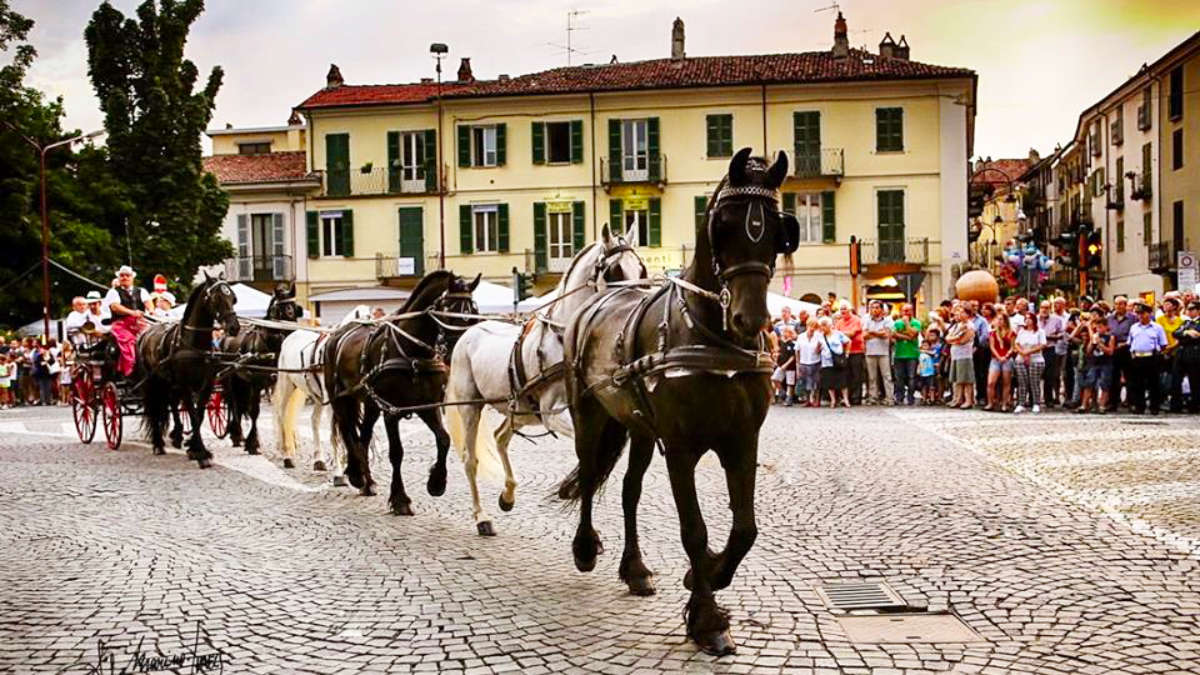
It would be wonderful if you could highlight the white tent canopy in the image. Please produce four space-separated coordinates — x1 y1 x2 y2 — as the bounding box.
767 292 820 319
472 280 518 314
517 290 555 312
168 282 273 320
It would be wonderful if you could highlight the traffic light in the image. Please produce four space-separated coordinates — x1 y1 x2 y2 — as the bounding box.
511 266 536 302
1084 229 1103 270
1053 230 1078 268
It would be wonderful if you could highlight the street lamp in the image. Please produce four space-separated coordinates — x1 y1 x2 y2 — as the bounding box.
431 42 449 270
0 122 105 340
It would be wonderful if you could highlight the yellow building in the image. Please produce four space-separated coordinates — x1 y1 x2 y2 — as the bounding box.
1156 33 1200 291
208 15 976 319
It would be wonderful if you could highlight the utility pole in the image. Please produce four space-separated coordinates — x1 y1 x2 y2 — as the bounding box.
430 43 449 270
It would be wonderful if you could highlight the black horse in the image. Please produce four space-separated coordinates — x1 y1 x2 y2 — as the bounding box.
221 282 301 458
559 148 799 655
137 274 241 467
324 270 480 512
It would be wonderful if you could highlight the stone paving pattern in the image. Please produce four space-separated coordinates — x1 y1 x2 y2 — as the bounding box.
0 403 1198 674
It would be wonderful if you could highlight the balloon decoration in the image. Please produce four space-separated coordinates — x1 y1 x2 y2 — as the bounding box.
997 240 1054 295
955 269 1000 303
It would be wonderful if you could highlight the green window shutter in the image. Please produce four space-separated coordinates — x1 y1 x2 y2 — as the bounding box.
341 210 354 258
648 198 662 247
533 203 548 272
821 191 836 243
570 120 584 163
608 119 621 182
609 198 623 235
497 203 510 252
423 129 438 192
572 201 585 250
495 123 506 166
325 133 349 196
706 115 720 157
876 108 902 152
794 111 821 174
531 122 545 165
782 192 796 215
647 117 661 181
695 195 709 229
459 204 473 254
457 125 471 167
306 211 319 258
387 131 400 193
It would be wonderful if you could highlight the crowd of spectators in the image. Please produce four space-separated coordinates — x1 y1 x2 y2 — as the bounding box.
0 337 74 409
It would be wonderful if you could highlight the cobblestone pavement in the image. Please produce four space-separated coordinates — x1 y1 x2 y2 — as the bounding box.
1 402 1199 674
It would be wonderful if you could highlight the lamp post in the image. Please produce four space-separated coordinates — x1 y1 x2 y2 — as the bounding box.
1 122 105 339
430 42 449 270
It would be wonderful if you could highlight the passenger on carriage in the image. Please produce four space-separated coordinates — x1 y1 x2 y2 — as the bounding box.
85 291 109 333
147 274 177 319
64 292 109 347
104 265 152 377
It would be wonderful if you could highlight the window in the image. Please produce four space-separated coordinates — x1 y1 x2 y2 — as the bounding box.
1114 157 1123 203
1173 129 1184 171
875 108 903 152
1144 211 1152 245
609 197 661 246
400 132 425 183
624 207 649 245
548 211 573 264
622 119 649 178
794 111 821 175
877 190 905 262
1174 200 1185 244
238 142 271 155
545 122 571 164
472 126 497 167
1116 217 1125 252
321 212 346 257
473 205 499 252
1169 66 1183 120
790 193 824 243
706 114 733 158
532 120 582 165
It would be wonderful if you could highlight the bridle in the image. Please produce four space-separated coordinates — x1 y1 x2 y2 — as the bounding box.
180 280 238 334
594 239 645 285
704 179 788 331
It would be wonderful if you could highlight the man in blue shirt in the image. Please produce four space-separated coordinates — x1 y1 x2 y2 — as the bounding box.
968 301 991 405
1127 301 1168 415
1106 296 1136 411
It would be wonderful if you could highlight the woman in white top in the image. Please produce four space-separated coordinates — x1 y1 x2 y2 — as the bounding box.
1013 312 1047 413
814 316 852 408
794 318 822 407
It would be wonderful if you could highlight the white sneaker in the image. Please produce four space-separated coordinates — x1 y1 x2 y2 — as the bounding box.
1032 405 1041 414
1013 405 1026 414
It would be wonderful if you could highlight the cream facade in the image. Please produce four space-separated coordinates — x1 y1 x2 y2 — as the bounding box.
1158 42 1200 292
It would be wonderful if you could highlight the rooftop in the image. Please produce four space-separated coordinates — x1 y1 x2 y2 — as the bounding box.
202 151 316 185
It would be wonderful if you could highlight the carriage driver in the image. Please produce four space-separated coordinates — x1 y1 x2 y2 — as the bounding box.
104 265 153 377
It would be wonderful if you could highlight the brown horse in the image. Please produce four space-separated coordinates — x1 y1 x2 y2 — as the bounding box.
559 148 799 655
324 271 480 513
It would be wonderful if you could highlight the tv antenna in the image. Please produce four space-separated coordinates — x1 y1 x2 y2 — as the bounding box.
813 1 840 13
545 9 592 65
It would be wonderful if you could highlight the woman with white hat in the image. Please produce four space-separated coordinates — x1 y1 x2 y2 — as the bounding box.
103 265 152 377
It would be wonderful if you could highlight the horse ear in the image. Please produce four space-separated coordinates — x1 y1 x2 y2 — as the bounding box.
468 272 482 291
766 150 789 189
601 222 613 247
626 219 639 248
728 147 753 186
202 269 212 282
777 211 801 255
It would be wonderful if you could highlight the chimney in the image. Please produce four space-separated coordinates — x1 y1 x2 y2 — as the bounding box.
287 110 301 126
498 74 510 82
831 11 849 59
879 32 896 59
224 122 233 130
671 17 686 60
894 35 910 60
457 57 474 83
1028 148 1041 164
420 77 433 84
326 63 343 88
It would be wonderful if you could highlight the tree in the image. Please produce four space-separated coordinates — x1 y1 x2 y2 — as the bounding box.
85 0 232 293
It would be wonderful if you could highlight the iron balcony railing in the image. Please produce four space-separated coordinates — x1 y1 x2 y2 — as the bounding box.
374 251 428 279
224 254 294 282
599 155 667 187
1130 172 1152 201
1137 104 1152 131
319 167 436 198
1110 118 1123 146
1149 240 1178 273
859 237 930 265
793 148 845 179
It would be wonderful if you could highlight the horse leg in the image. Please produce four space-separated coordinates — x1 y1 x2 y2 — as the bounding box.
412 408 449 497
494 418 517 512
619 433 656 596
313 399 332 474
384 415 413 515
569 402 622 571
227 377 244 447
697 441 759 593
146 379 167 456
245 386 262 457
355 401 379 496
168 396 184 449
332 397 363 490
456 402 493 536
186 387 215 469
275 377 294 464
666 447 735 656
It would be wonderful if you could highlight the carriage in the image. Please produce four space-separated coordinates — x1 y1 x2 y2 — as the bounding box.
69 325 230 450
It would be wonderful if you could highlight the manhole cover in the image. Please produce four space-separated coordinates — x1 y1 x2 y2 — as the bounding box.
1124 420 1168 426
836 613 983 644
815 581 906 611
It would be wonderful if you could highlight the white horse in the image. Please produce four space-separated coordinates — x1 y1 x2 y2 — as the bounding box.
275 304 373 484
446 224 646 535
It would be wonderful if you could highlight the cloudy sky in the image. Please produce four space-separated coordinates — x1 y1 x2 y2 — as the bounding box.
14 0 1200 159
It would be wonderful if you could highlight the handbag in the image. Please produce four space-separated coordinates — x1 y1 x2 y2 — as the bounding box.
823 334 847 369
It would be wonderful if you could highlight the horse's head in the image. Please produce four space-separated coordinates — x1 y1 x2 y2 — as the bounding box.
597 223 647 290
706 147 798 343
199 274 241 337
435 272 481 353
270 281 299 322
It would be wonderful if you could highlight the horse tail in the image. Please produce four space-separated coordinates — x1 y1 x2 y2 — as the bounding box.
444 362 503 482
556 418 628 503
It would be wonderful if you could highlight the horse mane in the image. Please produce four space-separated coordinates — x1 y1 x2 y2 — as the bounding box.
179 280 211 327
401 270 455 312
553 241 600 296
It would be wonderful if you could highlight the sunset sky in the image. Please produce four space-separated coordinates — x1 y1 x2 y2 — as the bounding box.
14 0 1200 160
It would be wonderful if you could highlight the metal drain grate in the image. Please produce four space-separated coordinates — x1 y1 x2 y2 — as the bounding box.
816 581 907 611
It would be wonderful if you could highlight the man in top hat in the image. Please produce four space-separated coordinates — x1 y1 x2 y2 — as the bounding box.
103 265 152 377
1126 300 1169 415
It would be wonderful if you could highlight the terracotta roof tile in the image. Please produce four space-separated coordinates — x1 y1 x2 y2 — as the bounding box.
203 151 315 185
296 50 974 109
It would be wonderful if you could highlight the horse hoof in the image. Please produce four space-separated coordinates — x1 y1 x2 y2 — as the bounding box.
313 460 327 472
198 458 213 469
392 502 414 516
573 553 596 573
426 468 447 497
170 437 183 449
498 493 515 512
246 446 259 456
695 629 737 657
477 521 496 537
359 484 375 497
627 575 657 597
282 458 295 469
332 475 348 487
345 471 364 489
153 447 166 456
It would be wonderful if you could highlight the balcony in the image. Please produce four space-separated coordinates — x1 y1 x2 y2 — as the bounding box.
1110 119 1123 146
224 255 294 283
375 252 427 280
600 155 667 190
318 167 436 198
793 148 845 179
1137 104 1152 131
860 237 930 266
1130 172 1152 201
1149 240 1178 274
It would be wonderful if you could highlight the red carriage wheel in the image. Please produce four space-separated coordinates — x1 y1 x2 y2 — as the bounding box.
180 399 194 435
71 368 97 444
101 382 123 450
207 390 228 439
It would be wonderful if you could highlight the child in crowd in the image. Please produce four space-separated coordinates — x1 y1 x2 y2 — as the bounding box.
918 328 944 405
0 354 11 408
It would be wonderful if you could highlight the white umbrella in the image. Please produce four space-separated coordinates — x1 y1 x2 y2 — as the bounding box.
766 292 820 318
169 282 273 319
